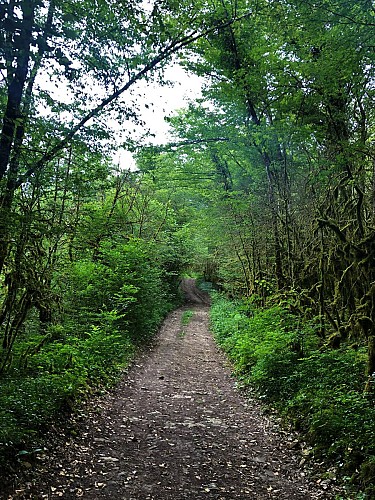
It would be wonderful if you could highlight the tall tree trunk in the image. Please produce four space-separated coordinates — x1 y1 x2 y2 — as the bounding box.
0 0 35 274
0 1 34 181
263 152 284 289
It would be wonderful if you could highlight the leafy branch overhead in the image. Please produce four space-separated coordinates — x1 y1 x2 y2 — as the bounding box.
0 0 252 186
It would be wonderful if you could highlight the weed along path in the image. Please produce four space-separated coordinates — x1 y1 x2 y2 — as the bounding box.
6 280 334 499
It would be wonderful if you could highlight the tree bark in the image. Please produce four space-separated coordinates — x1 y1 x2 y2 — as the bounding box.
0 0 34 181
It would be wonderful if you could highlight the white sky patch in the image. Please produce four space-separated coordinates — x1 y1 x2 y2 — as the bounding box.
114 64 204 170
36 58 204 171
126 64 204 144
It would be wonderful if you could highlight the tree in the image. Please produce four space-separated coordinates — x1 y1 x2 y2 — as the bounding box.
143 0 375 386
0 0 251 368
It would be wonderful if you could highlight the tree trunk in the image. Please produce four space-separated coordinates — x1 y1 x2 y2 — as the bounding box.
365 335 375 394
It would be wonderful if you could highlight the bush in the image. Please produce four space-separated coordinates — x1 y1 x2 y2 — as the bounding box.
62 239 177 341
210 293 375 494
0 321 135 457
0 237 180 466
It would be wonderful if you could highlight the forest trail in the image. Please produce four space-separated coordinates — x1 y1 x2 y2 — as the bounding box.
6 280 333 499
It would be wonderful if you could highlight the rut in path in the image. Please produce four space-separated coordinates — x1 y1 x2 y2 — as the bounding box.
6 280 333 499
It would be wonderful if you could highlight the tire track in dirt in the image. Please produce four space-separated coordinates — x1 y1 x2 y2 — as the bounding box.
5 280 335 499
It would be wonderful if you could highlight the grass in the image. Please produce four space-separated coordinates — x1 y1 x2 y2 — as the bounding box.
179 309 194 338
181 310 194 326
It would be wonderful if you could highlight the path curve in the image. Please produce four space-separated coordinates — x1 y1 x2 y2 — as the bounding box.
5 280 333 499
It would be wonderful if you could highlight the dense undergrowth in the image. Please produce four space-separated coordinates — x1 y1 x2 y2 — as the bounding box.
210 293 375 498
0 239 181 470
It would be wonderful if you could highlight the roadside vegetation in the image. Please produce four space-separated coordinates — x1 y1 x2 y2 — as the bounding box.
210 292 375 498
0 231 185 468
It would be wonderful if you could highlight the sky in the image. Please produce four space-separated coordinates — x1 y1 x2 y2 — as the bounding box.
37 53 204 171
114 64 204 170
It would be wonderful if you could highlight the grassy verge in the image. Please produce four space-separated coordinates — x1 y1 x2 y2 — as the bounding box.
210 293 375 498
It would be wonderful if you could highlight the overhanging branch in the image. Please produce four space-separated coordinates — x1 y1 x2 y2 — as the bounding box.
149 137 230 152
16 11 252 187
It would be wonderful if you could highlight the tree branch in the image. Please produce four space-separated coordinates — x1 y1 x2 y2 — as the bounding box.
16 11 252 187
150 137 230 152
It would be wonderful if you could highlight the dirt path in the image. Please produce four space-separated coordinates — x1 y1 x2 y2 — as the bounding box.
5 280 335 499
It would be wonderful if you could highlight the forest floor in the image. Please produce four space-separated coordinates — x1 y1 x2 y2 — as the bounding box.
2 279 343 499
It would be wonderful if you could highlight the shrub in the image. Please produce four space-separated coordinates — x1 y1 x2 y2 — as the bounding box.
0 237 180 466
210 293 375 494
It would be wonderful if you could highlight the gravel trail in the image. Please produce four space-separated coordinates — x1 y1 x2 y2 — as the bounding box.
4 280 335 499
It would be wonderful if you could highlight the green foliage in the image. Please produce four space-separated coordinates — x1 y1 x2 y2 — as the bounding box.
61 238 179 340
210 293 300 375
181 310 194 326
0 232 181 465
0 319 135 452
178 310 194 339
210 294 375 494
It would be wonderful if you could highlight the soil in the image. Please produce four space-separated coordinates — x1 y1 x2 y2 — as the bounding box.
2 279 341 499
